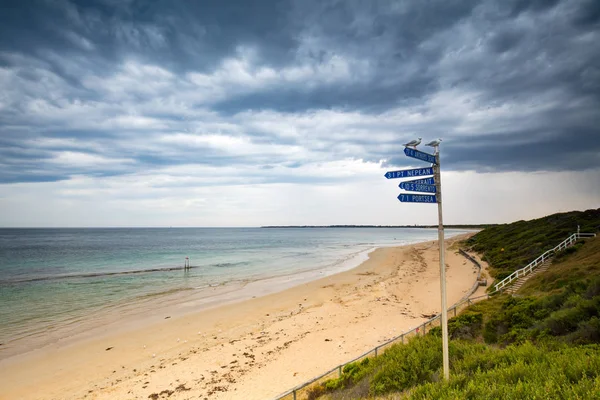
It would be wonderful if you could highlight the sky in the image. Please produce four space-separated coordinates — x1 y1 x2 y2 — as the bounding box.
0 0 598 227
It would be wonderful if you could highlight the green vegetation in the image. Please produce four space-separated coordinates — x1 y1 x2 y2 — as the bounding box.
310 338 600 400
307 210 600 399
465 208 599 280
408 342 600 399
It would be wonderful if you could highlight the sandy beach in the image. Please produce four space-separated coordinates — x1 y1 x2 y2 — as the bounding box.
0 233 487 400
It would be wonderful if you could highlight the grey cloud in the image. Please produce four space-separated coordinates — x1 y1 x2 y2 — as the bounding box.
213 78 438 114
0 0 599 184
487 28 526 54
452 124 600 170
1 0 299 73
570 0 600 27
506 0 561 16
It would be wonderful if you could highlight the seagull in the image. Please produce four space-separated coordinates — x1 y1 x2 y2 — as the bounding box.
403 137 422 149
425 138 442 147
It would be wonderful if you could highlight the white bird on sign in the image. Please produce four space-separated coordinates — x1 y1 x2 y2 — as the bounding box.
403 137 422 149
425 138 442 147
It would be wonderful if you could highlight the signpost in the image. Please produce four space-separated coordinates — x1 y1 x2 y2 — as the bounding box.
399 182 437 193
403 177 435 185
404 147 437 164
384 167 433 179
384 142 449 381
398 193 437 203
432 151 449 382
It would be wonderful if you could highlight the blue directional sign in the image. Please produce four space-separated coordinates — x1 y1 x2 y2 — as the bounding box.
404 177 435 185
384 167 433 179
397 194 438 203
399 182 437 193
404 148 437 164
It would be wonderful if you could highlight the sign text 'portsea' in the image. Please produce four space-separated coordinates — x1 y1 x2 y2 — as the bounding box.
397 193 438 203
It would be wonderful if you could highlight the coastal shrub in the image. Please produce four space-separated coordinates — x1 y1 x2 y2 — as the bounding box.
544 297 600 336
553 240 584 262
306 385 326 400
566 317 600 344
370 335 443 395
306 357 373 399
306 336 445 399
480 272 600 345
429 311 483 340
584 277 600 299
490 270 511 283
318 338 600 399
466 208 600 275
481 296 542 344
409 343 600 400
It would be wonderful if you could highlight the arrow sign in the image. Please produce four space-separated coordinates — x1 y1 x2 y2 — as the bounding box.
404 177 435 185
384 167 433 179
399 182 437 193
404 148 437 164
397 194 438 203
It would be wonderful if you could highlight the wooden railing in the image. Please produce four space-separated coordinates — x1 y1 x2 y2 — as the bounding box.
493 232 596 292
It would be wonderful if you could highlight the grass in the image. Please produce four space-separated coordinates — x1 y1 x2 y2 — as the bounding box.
465 208 600 280
307 210 600 400
311 337 600 400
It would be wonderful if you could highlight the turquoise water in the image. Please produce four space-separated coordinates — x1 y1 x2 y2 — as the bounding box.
0 227 467 355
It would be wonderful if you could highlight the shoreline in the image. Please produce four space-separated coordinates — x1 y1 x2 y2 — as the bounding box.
0 243 378 361
0 232 484 400
1 230 470 361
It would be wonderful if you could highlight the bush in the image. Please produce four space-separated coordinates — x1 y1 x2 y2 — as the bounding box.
370 335 443 395
409 343 600 399
467 209 600 274
566 317 600 344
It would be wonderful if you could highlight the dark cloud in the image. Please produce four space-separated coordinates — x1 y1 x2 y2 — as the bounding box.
487 28 526 54
0 173 69 184
570 0 600 27
446 125 600 172
213 78 438 114
0 0 298 72
507 0 561 16
0 0 599 184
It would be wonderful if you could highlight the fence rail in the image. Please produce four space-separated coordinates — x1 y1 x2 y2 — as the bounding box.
272 249 484 400
493 232 596 292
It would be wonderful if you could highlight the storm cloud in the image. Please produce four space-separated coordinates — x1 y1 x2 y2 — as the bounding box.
1 0 599 186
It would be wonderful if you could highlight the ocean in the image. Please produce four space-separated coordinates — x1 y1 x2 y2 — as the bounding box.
0 227 468 358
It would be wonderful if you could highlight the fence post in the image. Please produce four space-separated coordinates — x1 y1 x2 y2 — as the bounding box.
401 334 404 344
338 365 342 377
375 347 378 357
293 390 296 400
453 307 457 317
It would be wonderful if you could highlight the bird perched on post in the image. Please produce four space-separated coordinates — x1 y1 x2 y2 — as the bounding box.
403 137 422 149
425 138 442 147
